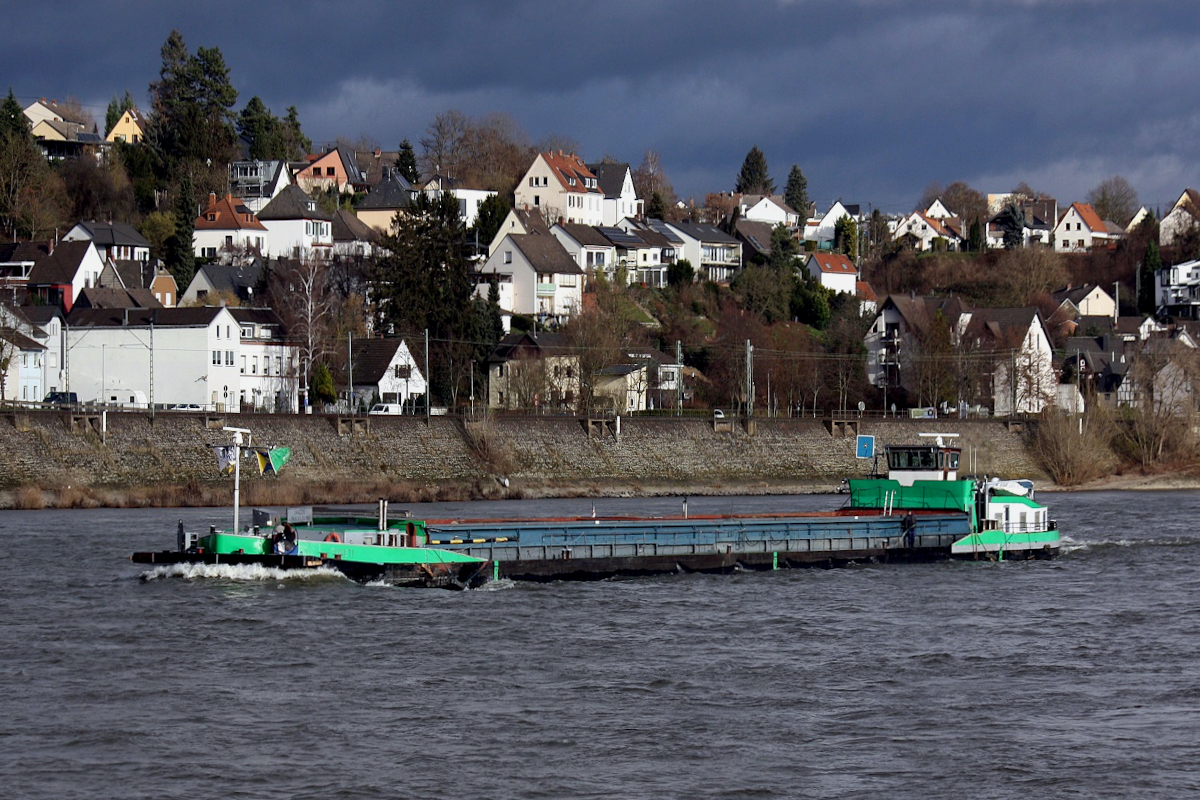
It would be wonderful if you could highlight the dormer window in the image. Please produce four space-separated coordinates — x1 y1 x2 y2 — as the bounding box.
567 177 576 186
207 213 216 222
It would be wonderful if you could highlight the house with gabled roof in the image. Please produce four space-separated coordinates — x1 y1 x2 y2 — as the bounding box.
804 252 858 295
333 337 425 411
229 307 300 413
514 151 604 226
477 233 583 326
857 281 878 317
487 208 550 256
421 175 496 228
295 146 365 194
105 107 145 144
29 119 104 161
893 211 961 251
597 225 664 287
738 195 799 227
961 307 1056 415
586 162 642 226
355 169 414 234
804 201 860 248
864 294 972 397
0 326 46 403
181 262 263 306
2 303 65 398
193 193 268 260
551 223 617 282
0 240 104 312
74 286 162 310
332 209 381 259
664 221 742 282
617 218 679 274
1051 284 1115 320
1160 189 1200 247
486 331 580 410
63 221 150 263
257 185 333 258
1054 202 1121 252
733 218 777 264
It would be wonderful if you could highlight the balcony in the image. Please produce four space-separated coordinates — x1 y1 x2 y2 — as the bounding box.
536 282 556 296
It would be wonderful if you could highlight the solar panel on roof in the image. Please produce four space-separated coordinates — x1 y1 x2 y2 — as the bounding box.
599 227 645 247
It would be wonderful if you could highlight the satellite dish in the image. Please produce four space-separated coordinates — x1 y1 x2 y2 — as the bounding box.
857 401 865 411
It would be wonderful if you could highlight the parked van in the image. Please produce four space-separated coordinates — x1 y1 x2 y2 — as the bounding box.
369 403 404 415
43 391 79 407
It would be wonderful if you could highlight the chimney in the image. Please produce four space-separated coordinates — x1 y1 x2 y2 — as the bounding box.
47 238 54 255
374 148 381 157
208 192 217 208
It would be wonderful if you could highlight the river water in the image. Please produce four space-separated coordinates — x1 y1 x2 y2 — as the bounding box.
1 490 1198 799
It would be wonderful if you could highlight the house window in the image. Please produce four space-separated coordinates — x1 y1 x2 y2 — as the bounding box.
533 195 540 206
225 235 233 247
240 355 246 374
213 350 221 365
241 326 253 338
252 356 258 374
504 250 513 264
226 351 234 366
394 364 412 379
559 274 577 287
326 167 335 176
276 357 282 374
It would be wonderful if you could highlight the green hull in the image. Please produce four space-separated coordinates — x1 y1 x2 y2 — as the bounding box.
198 532 484 566
950 529 1061 555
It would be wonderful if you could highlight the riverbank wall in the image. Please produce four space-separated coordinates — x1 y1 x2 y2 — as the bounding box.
0 409 1040 506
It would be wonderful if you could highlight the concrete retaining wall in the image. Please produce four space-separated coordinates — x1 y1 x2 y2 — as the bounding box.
0 410 1041 491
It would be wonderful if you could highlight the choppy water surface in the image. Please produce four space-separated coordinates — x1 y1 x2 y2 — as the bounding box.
1 491 1198 799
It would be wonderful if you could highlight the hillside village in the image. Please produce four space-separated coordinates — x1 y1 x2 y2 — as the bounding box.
3 32 1200 454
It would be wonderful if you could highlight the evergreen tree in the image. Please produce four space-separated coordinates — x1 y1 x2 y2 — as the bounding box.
1140 240 1162 314
146 30 239 179
968 217 985 252
784 165 809 219
667 258 694 287
735 146 774 195
645 190 667 221
104 91 136 137
998 203 1026 249
1 88 28 139
395 139 419 183
311 362 337 405
767 223 800 271
238 96 279 160
471 193 509 254
165 174 196 289
282 107 311 159
834 215 858 260
374 191 473 402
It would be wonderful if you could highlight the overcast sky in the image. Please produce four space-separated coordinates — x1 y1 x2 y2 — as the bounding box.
6 0 1199 214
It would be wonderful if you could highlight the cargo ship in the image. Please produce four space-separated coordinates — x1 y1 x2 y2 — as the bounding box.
421 434 1059 582
133 432 1059 586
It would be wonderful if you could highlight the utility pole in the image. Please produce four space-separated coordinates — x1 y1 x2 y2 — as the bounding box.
347 332 354 415
424 328 430 424
149 318 155 421
675 339 683 415
745 338 754 417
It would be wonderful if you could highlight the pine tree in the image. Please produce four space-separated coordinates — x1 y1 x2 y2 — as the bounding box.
1 88 28 139
645 191 666 221
282 107 311 160
165 174 196 289
735 146 774 195
834 215 858 260
104 91 136 137
395 139 419 183
968 217 984 252
1140 240 1162 314
784 165 808 218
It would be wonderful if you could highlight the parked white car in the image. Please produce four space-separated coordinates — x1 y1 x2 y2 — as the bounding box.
369 403 404 415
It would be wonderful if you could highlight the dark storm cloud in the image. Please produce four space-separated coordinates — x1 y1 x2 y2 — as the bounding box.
6 1 1200 212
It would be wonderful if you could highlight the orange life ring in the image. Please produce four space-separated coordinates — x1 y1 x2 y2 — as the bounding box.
323 532 341 543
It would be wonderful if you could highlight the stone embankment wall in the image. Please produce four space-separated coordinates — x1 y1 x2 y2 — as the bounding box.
0 409 1041 492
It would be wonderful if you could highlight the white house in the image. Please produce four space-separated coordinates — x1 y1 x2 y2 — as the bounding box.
230 307 300 413
514 151 604 226
487 208 551 257
339 337 426 410
63 221 151 263
804 253 858 295
0 327 45 403
4 305 67 399
804 201 861 247
257 185 334 258
664 221 742 282
893 211 961 251
962 308 1056 416
1053 202 1120 252
1051 284 1116 319
738 194 799 227
587 162 643 226
476 233 583 326
486 331 580 411
193 193 268 260
64 306 246 410
422 176 497 228
599 226 664 287
551 223 617 282
1160 189 1200 247
1158 258 1200 319
331 210 381 259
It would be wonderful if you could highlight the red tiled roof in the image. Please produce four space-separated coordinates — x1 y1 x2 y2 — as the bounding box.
539 152 602 195
1071 202 1105 233
856 280 877 302
195 194 267 231
809 253 857 275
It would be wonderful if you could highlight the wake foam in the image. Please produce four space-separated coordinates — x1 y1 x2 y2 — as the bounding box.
139 562 348 583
